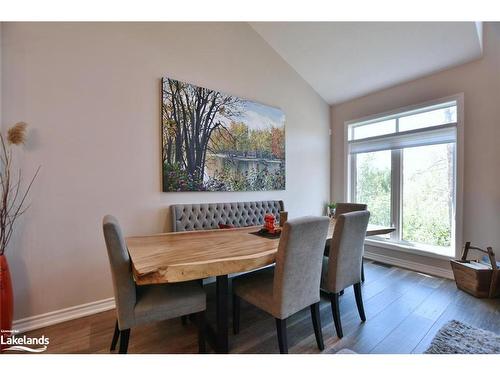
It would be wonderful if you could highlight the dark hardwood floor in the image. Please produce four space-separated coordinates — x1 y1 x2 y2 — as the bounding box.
22 261 500 354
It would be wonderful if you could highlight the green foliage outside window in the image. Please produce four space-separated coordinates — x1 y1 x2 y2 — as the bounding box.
356 152 391 227
356 144 453 249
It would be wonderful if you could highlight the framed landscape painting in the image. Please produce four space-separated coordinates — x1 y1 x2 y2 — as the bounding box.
161 77 286 192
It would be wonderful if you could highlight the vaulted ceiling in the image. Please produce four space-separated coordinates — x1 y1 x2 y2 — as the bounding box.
250 22 483 104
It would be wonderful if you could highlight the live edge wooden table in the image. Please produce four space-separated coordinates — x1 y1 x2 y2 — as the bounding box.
126 219 394 354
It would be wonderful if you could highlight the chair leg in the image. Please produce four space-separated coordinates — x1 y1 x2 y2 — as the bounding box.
330 293 343 338
197 311 206 354
353 283 366 322
361 261 365 283
310 302 324 351
110 320 120 351
232 294 240 334
118 328 130 354
275 318 288 354
181 315 188 326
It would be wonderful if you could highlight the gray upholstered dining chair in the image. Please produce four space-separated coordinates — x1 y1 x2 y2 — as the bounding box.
321 210 370 338
326 202 368 281
232 216 330 354
102 215 207 354
334 202 367 218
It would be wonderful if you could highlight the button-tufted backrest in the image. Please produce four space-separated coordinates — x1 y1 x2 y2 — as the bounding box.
171 200 284 232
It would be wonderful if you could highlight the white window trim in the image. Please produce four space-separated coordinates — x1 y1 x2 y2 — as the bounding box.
343 93 464 259
365 238 457 261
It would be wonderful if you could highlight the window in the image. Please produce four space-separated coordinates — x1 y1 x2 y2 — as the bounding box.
346 97 462 257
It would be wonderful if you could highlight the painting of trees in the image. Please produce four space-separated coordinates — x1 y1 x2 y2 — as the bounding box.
162 78 286 192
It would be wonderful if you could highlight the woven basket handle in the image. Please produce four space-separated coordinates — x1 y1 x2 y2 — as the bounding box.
461 242 497 270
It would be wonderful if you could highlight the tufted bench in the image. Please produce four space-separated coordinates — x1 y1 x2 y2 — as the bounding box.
171 200 284 232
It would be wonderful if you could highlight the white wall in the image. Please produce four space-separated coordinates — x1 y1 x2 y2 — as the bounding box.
331 22 500 272
1 22 330 320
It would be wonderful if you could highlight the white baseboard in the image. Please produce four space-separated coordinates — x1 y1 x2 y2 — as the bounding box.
13 297 115 333
364 251 454 280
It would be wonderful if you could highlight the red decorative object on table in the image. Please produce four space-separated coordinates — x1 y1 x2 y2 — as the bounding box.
264 213 276 234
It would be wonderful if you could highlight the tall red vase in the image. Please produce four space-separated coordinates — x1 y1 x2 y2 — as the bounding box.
0 254 14 352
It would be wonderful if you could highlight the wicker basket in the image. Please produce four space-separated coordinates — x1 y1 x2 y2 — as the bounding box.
450 242 499 298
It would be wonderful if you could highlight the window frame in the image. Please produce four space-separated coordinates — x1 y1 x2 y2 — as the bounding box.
343 94 464 259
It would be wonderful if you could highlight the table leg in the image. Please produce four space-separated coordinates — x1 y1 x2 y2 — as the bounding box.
204 275 230 353
215 275 229 353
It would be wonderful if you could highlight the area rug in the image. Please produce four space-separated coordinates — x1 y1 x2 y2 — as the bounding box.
425 320 500 354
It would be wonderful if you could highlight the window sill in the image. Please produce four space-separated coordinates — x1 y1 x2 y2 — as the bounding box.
365 238 455 261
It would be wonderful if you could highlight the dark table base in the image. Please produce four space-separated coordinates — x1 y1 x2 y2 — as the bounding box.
205 275 229 354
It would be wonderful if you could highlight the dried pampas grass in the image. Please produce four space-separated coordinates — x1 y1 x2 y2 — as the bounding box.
7 122 27 145
0 121 39 256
